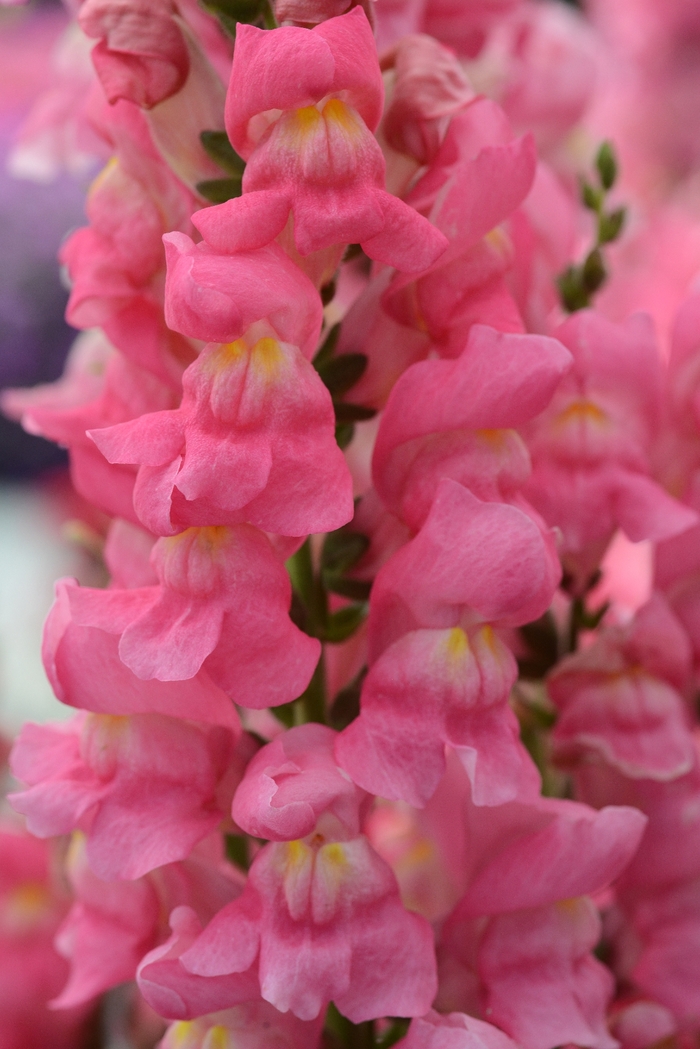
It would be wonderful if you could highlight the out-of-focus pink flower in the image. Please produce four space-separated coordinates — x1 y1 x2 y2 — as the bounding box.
397 1010 519 1049
548 593 696 780
5 336 178 523
0 824 89 1049
60 100 198 388
522 309 698 587
374 98 536 359
90 331 353 538
274 0 374 26
79 0 189 108
52 832 244 1008
158 1000 324 1049
9 712 237 880
48 526 320 709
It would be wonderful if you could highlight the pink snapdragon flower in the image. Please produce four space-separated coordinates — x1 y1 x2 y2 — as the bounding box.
335 479 559 807
522 309 698 586
52 832 243 1008
89 325 354 538
158 1001 324 1049
397 1010 519 1049
433 769 646 1049
148 724 437 1023
372 323 572 530
192 9 447 271
547 593 696 781
381 98 536 353
162 233 324 357
48 525 320 708
378 33 475 195
78 0 191 108
9 711 238 879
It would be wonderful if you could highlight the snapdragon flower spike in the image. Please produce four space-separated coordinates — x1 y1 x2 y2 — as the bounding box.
89 325 354 537
162 234 323 359
9 712 235 880
232 724 371 841
336 479 560 806
53 525 320 709
193 9 448 270
548 593 696 781
173 725 437 1023
372 323 572 530
53 832 243 1009
158 1001 324 1049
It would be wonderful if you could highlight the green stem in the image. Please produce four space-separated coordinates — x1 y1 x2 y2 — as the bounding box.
262 0 277 28
299 650 327 725
286 539 329 724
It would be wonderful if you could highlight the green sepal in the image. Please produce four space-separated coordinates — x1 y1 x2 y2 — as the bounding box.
224 833 250 870
582 247 607 294
322 530 369 576
313 322 341 371
580 180 603 212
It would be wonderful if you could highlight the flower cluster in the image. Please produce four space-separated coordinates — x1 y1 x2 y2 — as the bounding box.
5 0 700 1047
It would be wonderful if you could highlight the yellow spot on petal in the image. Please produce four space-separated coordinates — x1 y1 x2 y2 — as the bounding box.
555 399 609 427
251 337 286 381
477 428 507 447
319 841 347 868
323 97 362 135
445 627 469 662
169 1022 196 1049
203 1025 232 1049
285 839 310 869
294 105 324 134
88 156 119 198
207 340 247 373
2 882 51 933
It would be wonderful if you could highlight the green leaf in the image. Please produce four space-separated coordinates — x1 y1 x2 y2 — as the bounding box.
199 0 276 33
313 322 341 371
321 604 366 643
596 140 618 190
322 530 370 575
317 353 368 397
580 180 602 212
196 177 243 203
582 247 607 293
335 422 355 449
557 265 589 313
200 130 246 177
598 206 626 245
